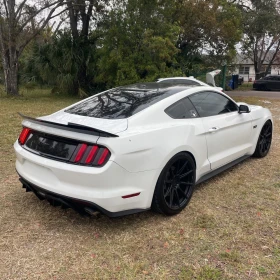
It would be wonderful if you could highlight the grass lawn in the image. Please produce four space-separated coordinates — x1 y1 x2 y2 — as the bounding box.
234 83 254 91
0 89 280 279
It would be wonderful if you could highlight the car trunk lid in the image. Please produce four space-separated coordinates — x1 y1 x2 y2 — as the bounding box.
39 110 128 134
18 112 124 157
18 113 116 166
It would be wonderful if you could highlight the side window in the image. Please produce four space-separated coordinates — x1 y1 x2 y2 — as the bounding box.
189 92 238 117
165 97 198 119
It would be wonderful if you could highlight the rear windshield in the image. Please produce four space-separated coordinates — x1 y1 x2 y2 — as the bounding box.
65 84 190 119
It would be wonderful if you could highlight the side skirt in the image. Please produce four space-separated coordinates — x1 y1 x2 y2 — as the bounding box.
196 155 250 185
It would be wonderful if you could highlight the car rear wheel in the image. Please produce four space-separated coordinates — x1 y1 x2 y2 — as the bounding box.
152 153 196 215
253 120 272 158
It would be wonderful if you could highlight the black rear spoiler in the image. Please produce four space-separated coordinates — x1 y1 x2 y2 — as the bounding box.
18 113 119 138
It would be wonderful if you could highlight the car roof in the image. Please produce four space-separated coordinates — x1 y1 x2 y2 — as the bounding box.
119 82 195 91
127 85 234 127
157 77 197 81
157 77 211 86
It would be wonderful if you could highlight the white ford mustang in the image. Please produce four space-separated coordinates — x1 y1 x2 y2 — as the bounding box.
14 83 273 217
157 70 224 92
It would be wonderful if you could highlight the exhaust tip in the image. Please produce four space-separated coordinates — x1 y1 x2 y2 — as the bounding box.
84 207 100 217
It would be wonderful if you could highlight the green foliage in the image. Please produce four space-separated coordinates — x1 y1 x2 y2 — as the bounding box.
244 0 280 36
177 0 242 74
18 0 244 94
95 0 181 88
240 0 280 76
21 30 98 95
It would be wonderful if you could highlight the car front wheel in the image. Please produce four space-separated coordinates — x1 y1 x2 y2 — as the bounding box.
253 120 272 158
152 152 196 215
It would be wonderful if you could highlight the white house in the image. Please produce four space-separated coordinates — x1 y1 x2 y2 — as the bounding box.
234 53 280 82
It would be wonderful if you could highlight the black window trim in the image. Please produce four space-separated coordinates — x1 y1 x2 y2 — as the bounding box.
188 90 239 118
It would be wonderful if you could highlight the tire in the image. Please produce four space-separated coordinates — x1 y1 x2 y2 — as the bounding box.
253 120 272 158
152 152 196 215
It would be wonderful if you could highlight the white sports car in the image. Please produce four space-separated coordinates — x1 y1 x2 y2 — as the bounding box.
157 71 224 92
14 83 273 217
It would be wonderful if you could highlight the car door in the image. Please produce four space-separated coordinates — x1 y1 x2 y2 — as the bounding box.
189 91 253 170
265 76 276 90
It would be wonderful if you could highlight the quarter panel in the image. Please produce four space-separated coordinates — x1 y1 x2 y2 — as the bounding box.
97 118 210 180
248 106 273 154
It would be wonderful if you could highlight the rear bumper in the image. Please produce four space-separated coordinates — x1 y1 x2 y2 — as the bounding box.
14 141 159 216
19 176 146 217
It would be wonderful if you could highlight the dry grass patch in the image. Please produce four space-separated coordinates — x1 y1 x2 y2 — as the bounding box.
0 90 280 279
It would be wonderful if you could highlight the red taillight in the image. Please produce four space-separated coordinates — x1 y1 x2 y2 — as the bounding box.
18 127 31 145
74 144 88 162
72 144 111 166
97 148 110 165
85 146 98 164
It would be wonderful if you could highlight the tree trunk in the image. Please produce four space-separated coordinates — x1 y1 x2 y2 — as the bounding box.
4 64 19 96
1 47 19 96
72 78 79 96
254 60 261 80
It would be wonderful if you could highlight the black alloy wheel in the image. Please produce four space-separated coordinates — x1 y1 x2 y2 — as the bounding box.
253 120 272 158
152 153 196 215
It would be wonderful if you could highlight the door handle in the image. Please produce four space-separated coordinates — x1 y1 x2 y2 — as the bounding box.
209 127 219 133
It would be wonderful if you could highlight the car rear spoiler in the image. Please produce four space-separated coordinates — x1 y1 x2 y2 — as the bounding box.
18 113 119 138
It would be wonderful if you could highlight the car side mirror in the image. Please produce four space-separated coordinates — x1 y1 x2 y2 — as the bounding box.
239 104 250 114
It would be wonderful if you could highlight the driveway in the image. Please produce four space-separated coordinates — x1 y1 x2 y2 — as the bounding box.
226 90 280 99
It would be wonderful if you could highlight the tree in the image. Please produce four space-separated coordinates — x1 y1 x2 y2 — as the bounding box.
238 0 280 78
95 0 181 87
177 0 242 74
64 0 108 95
19 0 108 96
21 29 99 95
0 0 65 95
